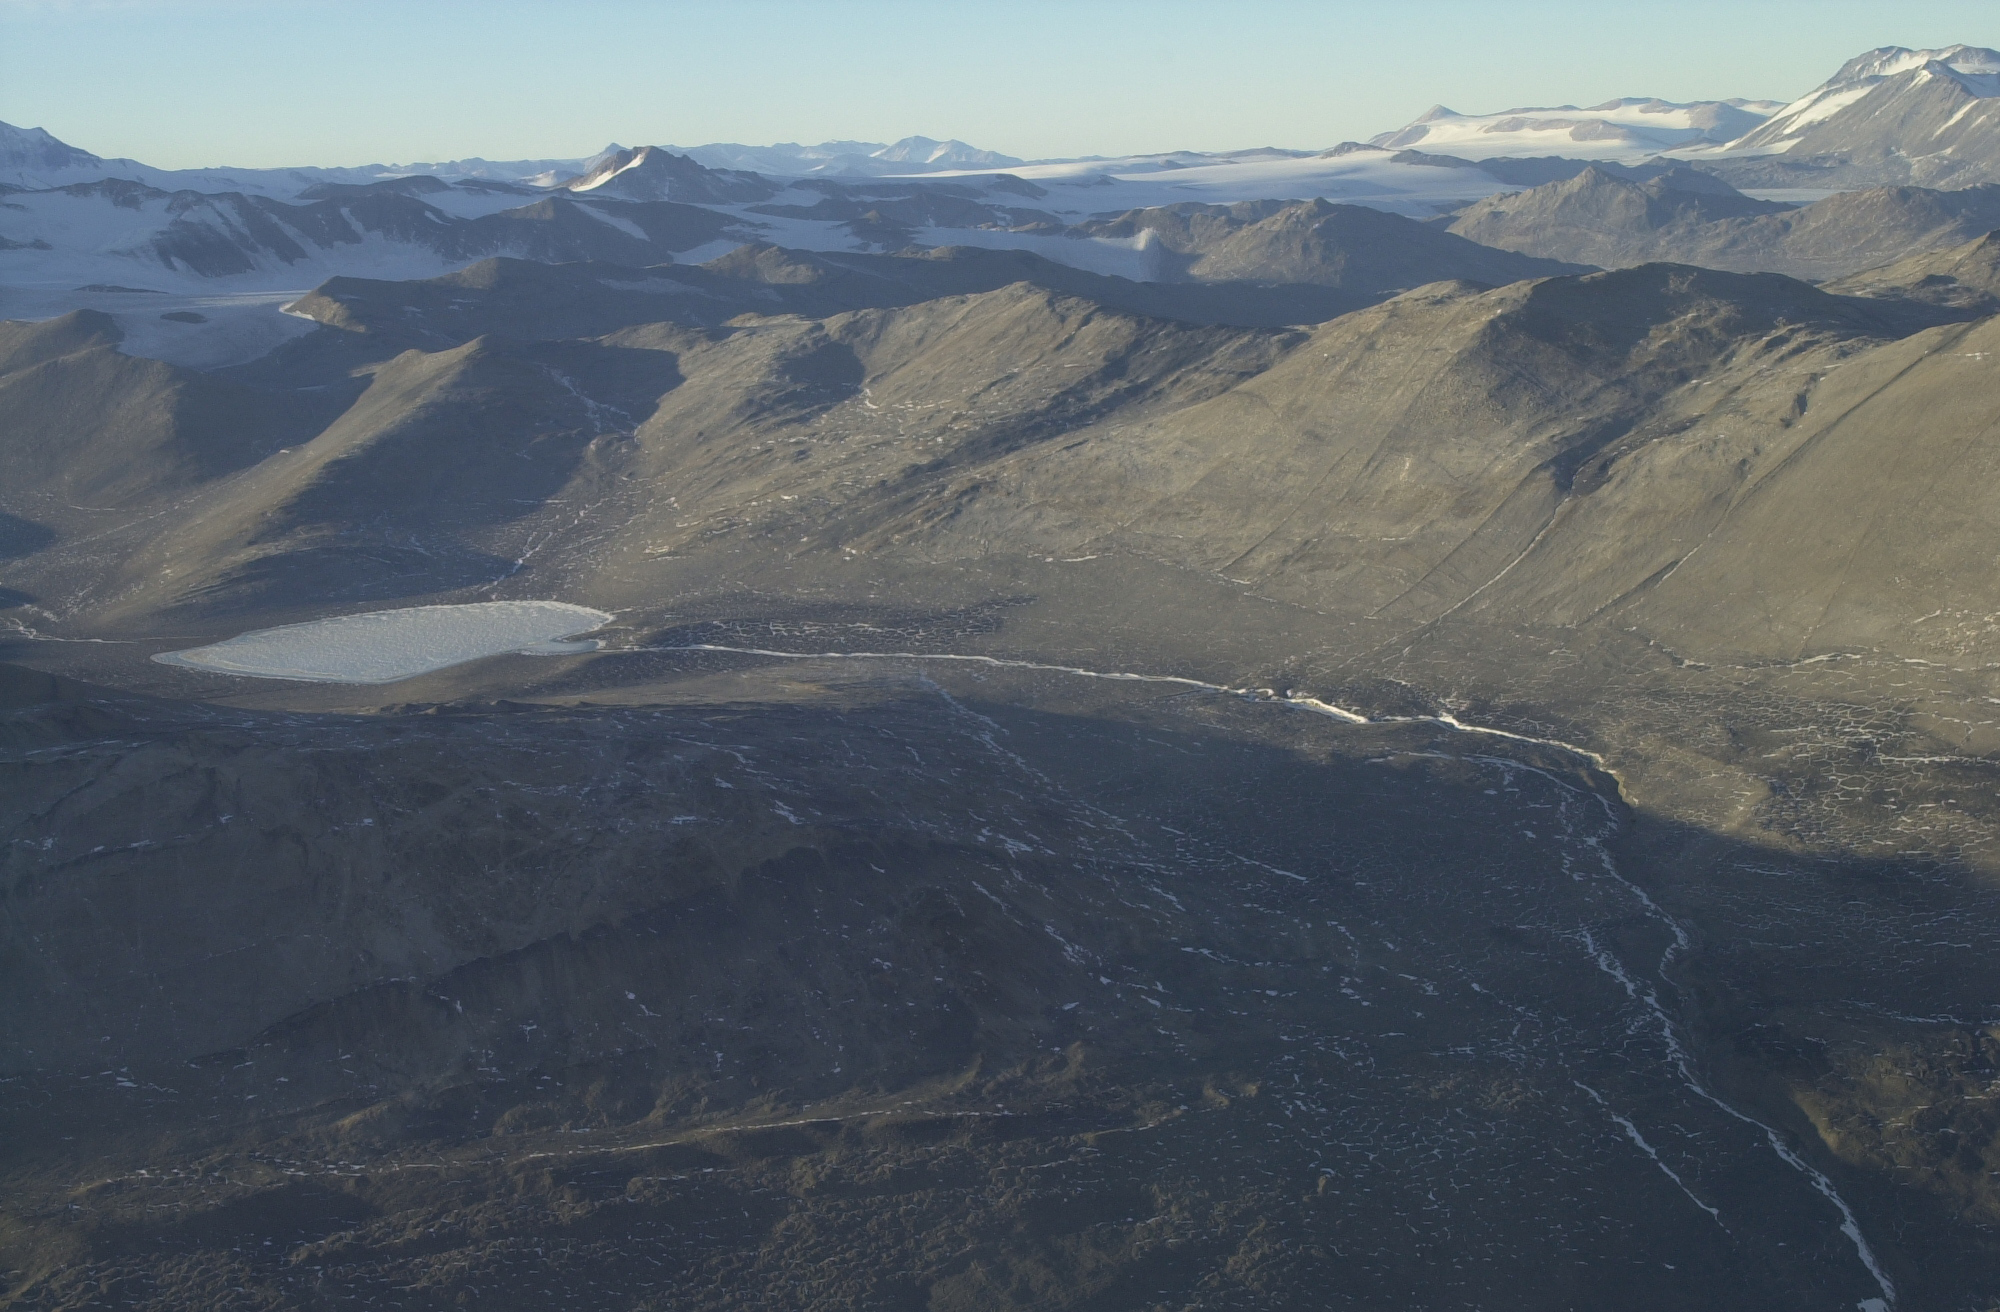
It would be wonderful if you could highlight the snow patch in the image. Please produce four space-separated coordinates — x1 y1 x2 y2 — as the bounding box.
574 204 648 240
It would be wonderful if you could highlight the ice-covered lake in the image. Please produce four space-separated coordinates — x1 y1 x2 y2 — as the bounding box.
152 601 613 684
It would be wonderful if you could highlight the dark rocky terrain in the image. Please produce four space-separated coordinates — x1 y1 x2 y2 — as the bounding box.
9 127 2000 1307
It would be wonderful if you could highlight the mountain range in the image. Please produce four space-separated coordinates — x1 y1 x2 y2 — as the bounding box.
0 43 1995 331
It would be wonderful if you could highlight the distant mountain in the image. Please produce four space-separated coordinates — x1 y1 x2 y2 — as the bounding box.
742 176 1061 250
1725 45 2000 153
1700 45 2000 187
868 136 1022 170
559 146 780 203
1447 168 1793 268
0 175 747 289
662 136 1022 177
0 118 599 197
0 122 96 175
1369 97 1784 162
645 139 887 176
274 235 1451 350
1448 167 2000 280
1075 199 1589 288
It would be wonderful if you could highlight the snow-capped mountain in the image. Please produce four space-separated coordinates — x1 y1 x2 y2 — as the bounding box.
868 136 1022 169
1369 98 1785 163
0 122 96 175
0 120 603 198
1691 45 2000 185
1724 45 2000 154
559 146 779 203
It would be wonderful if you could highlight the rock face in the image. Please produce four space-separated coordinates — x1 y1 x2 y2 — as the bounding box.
1450 169 2000 280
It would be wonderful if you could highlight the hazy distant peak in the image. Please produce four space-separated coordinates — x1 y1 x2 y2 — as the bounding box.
560 144 778 202
0 120 100 173
869 136 1024 169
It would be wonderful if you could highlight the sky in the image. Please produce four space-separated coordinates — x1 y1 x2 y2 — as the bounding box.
2 0 1997 168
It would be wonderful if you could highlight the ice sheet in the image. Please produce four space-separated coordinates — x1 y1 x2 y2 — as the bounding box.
152 601 613 683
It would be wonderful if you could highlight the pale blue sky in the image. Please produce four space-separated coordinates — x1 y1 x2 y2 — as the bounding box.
2 0 1996 168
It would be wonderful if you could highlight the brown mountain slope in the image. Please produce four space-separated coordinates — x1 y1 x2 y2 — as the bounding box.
1826 227 2000 313
276 243 1383 356
77 285 1288 622
1077 197 1590 285
17 261 1979 678
14 257 1991 684
1451 171 2000 280
783 263 1950 661
0 310 333 510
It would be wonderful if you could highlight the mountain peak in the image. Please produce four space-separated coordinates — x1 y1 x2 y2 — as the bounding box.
1718 40 2000 178
560 144 778 203
0 120 100 174
868 136 1023 169
1828 44 2000 84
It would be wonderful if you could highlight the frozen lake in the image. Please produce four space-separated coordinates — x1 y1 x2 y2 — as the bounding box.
152 601 612 684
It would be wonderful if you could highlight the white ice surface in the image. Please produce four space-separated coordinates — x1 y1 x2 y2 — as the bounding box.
152 601 613 684
0 285 318 368
1375 101 1784 161
1760 83 1879 138
1369 99 1787 161
874 153 1520 220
